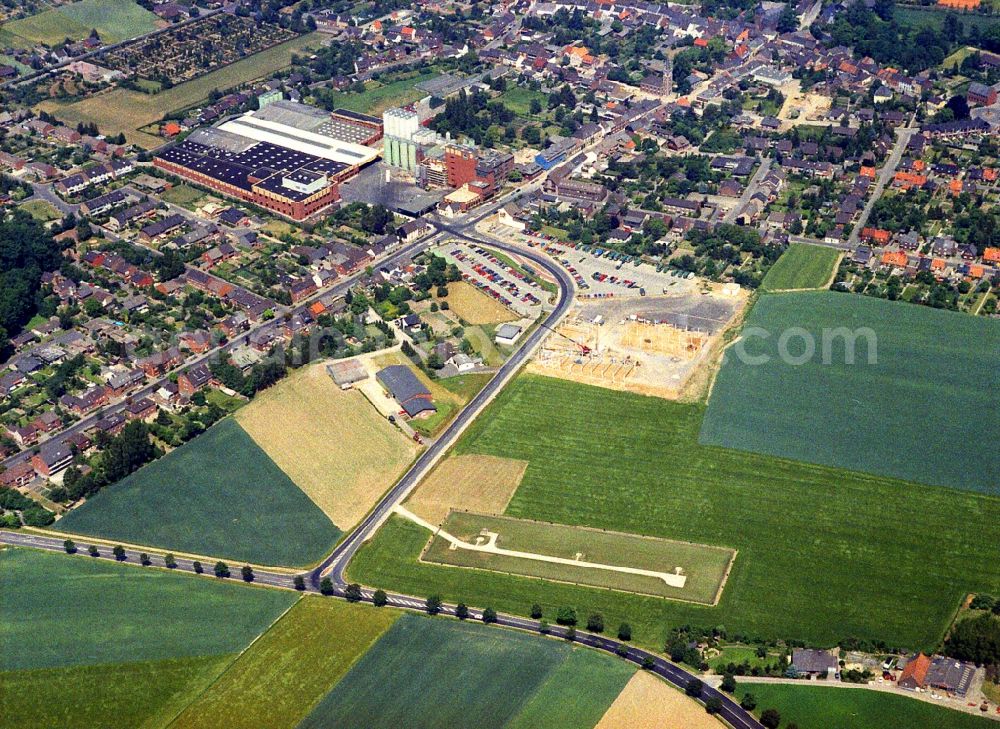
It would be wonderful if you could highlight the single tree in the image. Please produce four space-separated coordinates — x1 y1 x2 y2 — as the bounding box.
539 620 550 634
426 594 443 615
482 607 497 624
319 577 334 595
530 603 543 619
586 613 604 633
112 545 126 561
88 545 100 557
456 602 469 620
760 708 781 729
705 697 723 715
140 553 151 566
617 623 632 641
642 656 656 670
721 673 737 693
615 643 629 657
63 539 76 554
685 678 703 697
241 565 254 582
192 560 203 574
214 561 230 578
345 583 363 602
164 553 177 569
556 606 577 626
740 693 757 711
293 575 306 590
564 626 576 642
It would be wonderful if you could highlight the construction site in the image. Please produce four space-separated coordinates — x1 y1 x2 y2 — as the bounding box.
529 287 746 399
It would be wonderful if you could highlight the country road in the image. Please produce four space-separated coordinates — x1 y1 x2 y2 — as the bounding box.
0 209 764 728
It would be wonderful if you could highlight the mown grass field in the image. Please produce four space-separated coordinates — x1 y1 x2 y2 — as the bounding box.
437 372 492 401
299 614 629 729
423 511 733 603
739 683 995 729
0 656 231 729
446 281 518 325
0 547 294 671
760 244 840 291
1 0 159 45
322 71 440 115
235 364 418 531
55 418 340 566
18 199 61 222
37 33 322 147
170 598 399 729
349 374 1000 650
701 292 1000 493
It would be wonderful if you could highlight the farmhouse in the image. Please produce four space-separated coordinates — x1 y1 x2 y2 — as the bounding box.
791 648 838 678
376 365 436 417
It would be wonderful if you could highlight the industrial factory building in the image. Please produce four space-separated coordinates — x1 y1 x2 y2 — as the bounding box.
154 101 382 220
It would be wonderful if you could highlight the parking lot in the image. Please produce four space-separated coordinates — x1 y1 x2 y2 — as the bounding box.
480 219 695 298
438 242 545 319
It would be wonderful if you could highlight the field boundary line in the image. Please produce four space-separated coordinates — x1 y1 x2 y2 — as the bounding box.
161 596 303 729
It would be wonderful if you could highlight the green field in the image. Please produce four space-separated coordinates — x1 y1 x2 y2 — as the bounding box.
37 33 323 147
501 86 550 117
159 183 208 209
895 5 998 33
506 648 635 729
348 375 1000 650
299 614 631 729
739 683 995 729
701 292 1000 493
2 0 159 45
760 244 841 291
323 72 440 115
438 372 492 401
170 598 399 729
55 418 340 566
18 199 61 222
0 547 295 671
0 656 231 729
423 511 734 603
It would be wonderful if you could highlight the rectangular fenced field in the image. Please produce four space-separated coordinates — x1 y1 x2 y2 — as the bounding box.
421 511 735 604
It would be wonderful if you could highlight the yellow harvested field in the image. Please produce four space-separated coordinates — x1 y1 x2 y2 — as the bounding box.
405 454 528 525
596 671 726 729
446 281 518 325
235 364 419 530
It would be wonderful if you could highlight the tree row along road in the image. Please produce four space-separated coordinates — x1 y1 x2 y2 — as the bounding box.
0 530 762 729
1 219 763 729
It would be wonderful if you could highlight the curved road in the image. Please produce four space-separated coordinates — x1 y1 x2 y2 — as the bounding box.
1 228 763 729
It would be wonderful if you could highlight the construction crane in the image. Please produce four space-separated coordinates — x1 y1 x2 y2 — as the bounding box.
540 321 591 355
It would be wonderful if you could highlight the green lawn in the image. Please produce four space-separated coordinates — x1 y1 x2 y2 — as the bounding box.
169 598 400 729
160 183 207 210
0 656 232 729
54 418 341 566
701 292 1000 493
19 199 61 222
760 244 841 291
438 372 492 401
738 683 995 729
323 72 439 115
501 87 550 118
423 511 734 603
0 547 295 671
348 375 1000 650
1 0 158 45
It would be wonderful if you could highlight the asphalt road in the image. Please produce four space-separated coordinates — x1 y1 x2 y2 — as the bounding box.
0 527 763 729
0 235 433 472
1 207 763 729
